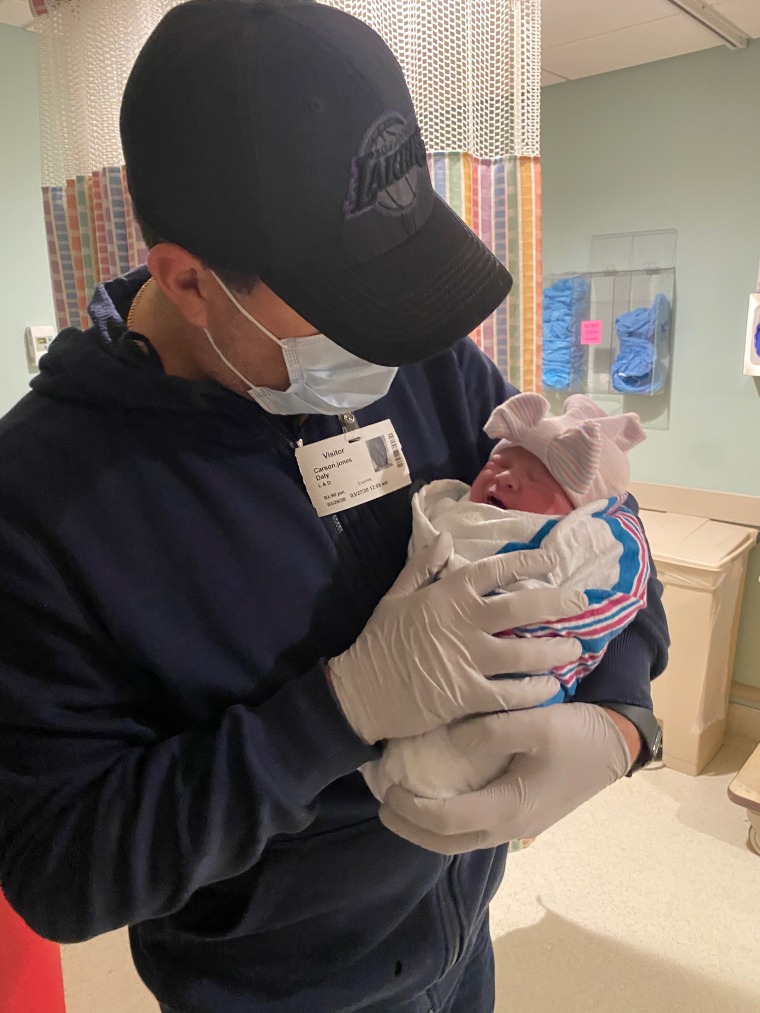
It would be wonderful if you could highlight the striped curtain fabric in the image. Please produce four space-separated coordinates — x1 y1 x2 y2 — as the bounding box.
429 154 542 393
43 168 147 335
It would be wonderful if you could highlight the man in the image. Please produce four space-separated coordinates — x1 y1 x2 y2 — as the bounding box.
0 2 668 1011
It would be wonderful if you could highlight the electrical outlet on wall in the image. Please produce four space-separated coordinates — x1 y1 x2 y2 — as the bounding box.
25 326 55 373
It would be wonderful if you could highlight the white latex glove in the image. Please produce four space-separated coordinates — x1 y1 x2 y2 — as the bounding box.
378 703 632 853
328 533 586 744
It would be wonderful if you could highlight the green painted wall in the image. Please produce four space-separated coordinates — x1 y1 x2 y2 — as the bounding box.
542 42 760 691
0 25 55 417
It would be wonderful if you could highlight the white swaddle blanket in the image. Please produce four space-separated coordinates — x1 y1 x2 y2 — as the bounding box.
362 479 648 801
409 479 621 587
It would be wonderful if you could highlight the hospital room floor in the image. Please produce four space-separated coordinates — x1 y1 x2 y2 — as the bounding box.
61 739 760 1013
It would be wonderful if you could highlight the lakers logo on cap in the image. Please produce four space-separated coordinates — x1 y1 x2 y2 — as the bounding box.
345 112 427 219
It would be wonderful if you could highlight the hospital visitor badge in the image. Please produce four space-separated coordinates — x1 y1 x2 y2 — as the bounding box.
295 420 411 517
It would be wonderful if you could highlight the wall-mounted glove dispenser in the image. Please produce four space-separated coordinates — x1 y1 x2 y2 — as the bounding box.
542 267 674 397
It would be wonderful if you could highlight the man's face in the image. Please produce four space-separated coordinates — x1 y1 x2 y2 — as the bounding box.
469 446 574 515
145 244 321 395
206 277 320 390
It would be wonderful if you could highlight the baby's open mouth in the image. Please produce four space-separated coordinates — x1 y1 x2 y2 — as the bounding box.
486 490 509 510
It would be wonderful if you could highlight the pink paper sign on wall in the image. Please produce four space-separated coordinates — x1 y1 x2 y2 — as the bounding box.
580 320 603 345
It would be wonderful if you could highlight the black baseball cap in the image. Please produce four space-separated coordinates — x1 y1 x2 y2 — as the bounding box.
121 0 513 366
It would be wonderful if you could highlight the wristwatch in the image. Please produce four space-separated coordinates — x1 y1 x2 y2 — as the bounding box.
600 703 663 776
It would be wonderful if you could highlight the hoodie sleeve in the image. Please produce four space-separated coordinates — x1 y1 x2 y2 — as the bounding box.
573 495 670 709
0 507 376 944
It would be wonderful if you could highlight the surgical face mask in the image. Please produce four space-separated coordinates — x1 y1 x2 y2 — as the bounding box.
204 273 398 415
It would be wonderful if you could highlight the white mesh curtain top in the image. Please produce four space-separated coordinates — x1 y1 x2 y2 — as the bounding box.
33 0 179 186
322 1 540 159
34 0 539 181
31 0 543 389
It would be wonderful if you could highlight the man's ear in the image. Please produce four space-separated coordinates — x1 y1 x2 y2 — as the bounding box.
147 244 214 329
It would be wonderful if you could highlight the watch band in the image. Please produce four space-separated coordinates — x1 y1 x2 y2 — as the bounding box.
599 703 663 776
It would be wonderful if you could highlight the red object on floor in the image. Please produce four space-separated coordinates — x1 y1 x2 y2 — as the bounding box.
0 888 66 1013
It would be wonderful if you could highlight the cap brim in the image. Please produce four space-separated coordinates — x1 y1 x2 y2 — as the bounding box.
263 194 513 367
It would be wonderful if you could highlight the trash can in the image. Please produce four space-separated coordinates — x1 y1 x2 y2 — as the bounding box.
640 510 757 776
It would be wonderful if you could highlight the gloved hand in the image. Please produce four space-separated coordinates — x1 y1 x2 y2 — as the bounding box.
328 533 586 744
378 702 632 853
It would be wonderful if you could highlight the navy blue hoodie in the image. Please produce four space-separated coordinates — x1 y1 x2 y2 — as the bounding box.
0 269 668 1012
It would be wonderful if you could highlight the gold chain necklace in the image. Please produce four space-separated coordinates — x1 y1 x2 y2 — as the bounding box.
126 277 155 331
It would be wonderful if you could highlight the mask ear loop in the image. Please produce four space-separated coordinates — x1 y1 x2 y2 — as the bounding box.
203 328 258 395
204 272 286 396
211 271 282 346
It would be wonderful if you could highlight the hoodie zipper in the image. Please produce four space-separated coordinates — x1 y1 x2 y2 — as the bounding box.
335 411 464 975
326 413 398 609
329 415 357 541
289 412 464 974
445 858 465 968
252 412 301 457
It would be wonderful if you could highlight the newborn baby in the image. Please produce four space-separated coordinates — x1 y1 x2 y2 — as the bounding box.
362 393 649 803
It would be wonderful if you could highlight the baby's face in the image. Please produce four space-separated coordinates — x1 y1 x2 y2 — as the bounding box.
470 446 575 515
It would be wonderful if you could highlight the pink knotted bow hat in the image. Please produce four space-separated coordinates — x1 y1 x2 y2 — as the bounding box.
484 393 646 508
